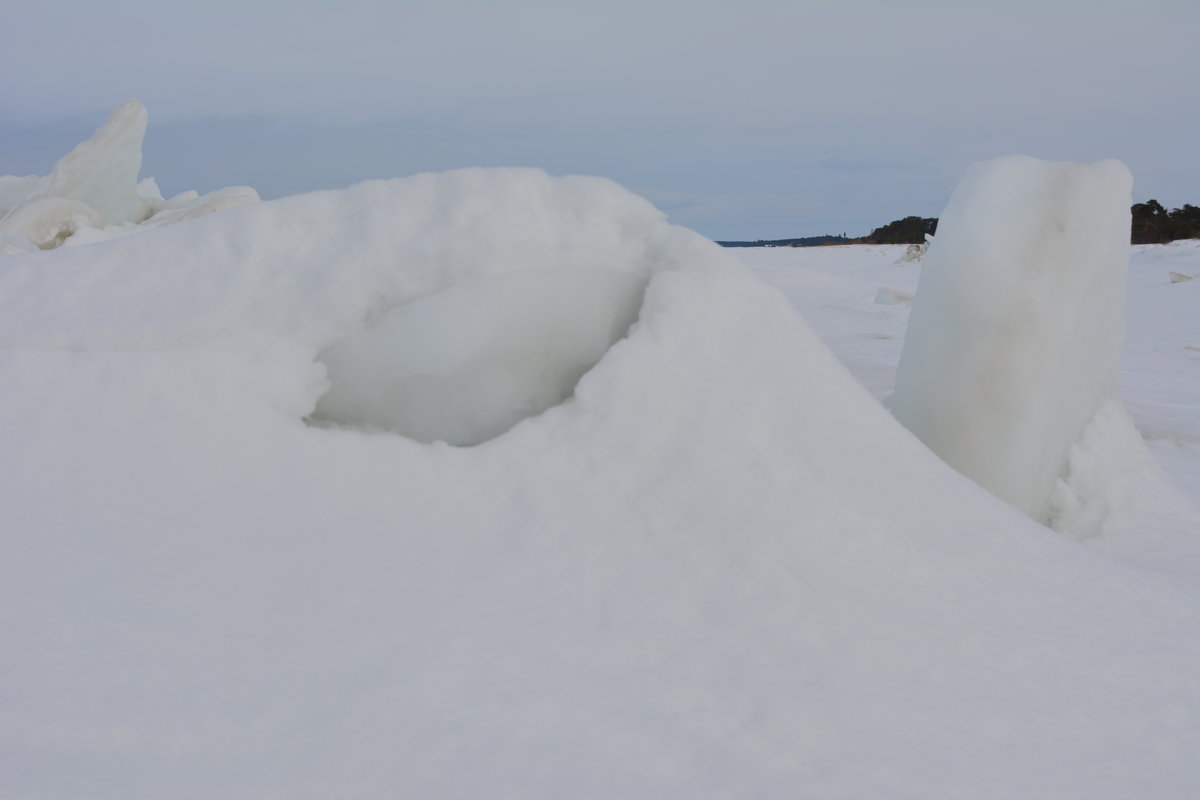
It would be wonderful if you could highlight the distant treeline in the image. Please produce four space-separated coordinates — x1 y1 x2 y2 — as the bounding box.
722 201 1200 248
858 216 938 245
717 235 852 248
1131 200 1200 244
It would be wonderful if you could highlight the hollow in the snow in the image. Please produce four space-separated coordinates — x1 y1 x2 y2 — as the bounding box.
310 267 647 445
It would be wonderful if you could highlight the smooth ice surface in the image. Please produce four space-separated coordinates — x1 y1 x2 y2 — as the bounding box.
38 99 147 224
313 267 647 444
3 170 1199 799
890 156 1133 520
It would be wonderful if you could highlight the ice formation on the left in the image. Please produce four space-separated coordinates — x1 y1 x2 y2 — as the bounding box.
0 100 259 252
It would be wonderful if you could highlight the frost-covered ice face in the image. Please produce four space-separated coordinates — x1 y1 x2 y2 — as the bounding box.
311 267 648 445
890 155 1132 521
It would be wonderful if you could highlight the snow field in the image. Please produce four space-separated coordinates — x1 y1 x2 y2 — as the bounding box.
741 239 1200 575
2 117 1199 797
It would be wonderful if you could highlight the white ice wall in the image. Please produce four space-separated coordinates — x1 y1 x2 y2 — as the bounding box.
890 156 1132 521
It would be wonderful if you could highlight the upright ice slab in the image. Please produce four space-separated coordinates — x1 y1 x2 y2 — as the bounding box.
39 99 148 225
890 156 1132 521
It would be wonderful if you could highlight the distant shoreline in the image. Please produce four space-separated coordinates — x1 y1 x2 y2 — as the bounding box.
716 235 853 248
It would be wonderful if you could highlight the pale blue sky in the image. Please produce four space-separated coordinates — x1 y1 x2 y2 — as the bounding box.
2 0 1196 240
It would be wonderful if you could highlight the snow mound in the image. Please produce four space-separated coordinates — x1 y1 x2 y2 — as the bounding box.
897 241 927 262
891 156 1132 521
1052 399 1199 537
138 185 261 230
3 167 1200 798
0 100 259 250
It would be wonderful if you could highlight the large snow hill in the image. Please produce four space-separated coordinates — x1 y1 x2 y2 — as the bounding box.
3 169 1200 798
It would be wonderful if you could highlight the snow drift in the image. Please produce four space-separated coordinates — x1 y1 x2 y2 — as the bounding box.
3 163 1200 798
891 156 1132 521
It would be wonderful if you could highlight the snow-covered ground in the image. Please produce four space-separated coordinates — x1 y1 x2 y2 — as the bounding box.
741 240 1200 509
743 240 1200 579
3 117 1199 796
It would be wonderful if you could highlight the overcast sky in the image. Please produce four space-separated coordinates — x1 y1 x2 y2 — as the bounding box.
2 0 1196 240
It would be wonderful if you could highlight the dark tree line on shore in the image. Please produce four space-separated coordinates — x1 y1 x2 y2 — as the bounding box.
861 203 1200 245
858 216 938 245
719 202 1200 248
1130 200 1200 244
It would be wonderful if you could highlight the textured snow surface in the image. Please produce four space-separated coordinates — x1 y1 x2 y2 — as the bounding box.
890 156 1133 521
3 171 1199 799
